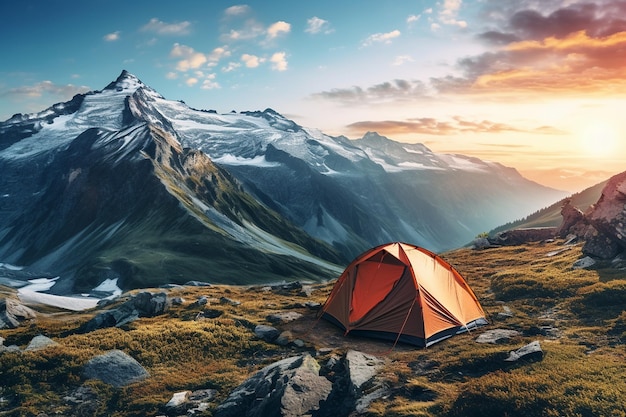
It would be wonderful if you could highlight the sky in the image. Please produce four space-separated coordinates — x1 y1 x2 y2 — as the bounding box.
1 0 625 193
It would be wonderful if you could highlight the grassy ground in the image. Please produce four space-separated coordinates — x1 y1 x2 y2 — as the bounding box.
1 239 625 416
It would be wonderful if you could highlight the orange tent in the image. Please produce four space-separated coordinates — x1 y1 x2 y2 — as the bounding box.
319 242 487 347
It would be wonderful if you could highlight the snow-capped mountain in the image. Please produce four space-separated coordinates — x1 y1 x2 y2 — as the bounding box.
0 71 565 294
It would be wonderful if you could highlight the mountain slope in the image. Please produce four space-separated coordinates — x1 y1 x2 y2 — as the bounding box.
0 71 343 293
489 178 608 234
0 71 566 293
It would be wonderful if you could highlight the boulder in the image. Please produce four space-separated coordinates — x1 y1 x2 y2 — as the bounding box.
472 237 494 250
556 199 585 238
78 292 170 333
254 324 280 342
24 335 59 351
214 354 332 417
586 172 626 247
132 291 170 316
489 228 556 246
63 384 101 416
345 350 385 395
266 312 302 324
0 298 36 329
165 390 191 414
504 341 544 362
220 296 241 306
345 350 388 413
557 172 626 264
582 231 622 259
572 256 596 270
82 350 149 387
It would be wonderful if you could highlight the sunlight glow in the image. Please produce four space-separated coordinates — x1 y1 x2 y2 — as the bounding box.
576 121 620 158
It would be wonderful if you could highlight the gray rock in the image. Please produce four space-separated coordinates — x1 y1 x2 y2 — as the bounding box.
24 335 59 352
0 298 36 329
495 306 514 320
83 350 149 387
476 329 521 344
220 296 241 306
572 256 597 270
266 311 303 324
275 330 293 346
171 297 185 305
78 292 170 333
165 390 190 410
505 341 544 362
583 233 621 259
472 237 493 250
345 350 384 395
254 324 280 342
0 344 21 353
214 354 332 417
133 291 170 316
63 384 100 415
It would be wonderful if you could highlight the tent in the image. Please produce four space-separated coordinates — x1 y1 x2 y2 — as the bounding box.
319 242 487 347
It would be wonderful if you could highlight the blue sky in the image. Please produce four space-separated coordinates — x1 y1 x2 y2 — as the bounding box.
2 0 626 192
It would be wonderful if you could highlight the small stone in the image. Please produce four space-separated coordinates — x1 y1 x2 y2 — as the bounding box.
166 391 190 408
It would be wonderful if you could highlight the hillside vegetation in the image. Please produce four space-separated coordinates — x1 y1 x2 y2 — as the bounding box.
490 180 607 234
1 239 626 416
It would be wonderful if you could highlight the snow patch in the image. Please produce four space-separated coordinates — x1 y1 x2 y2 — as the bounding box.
18 290 100 311
94 278 123 298
212 154 281 167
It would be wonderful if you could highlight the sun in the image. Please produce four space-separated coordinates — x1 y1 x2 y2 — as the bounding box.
577 122 620 158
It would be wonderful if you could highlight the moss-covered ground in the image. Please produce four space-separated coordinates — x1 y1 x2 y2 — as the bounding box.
1 239 625 416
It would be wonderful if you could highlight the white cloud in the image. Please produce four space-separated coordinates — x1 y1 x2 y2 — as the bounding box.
103 31 120 42
176 52 208 72
208 46 231 62
393 55 414 66
270 52 288 71
201 74 220 90
170 43 195 58
224 5 250 16
407 15 421 25
141 18 191 35
222 62 241 72
267 21 291 40
362 30 401 47
438 0 467 28
431 22 441 31
1 81 89 99
241 54 262 68
305 17 333 34
170 43 219 72
186 77 199 86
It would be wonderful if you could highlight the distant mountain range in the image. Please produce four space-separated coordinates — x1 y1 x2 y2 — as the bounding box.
0 71 567 294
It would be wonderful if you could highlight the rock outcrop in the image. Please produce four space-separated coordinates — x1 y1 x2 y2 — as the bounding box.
560 172 626 262
213 350 388 417
77 291 170 333
486 171 626 269
0 297 36 329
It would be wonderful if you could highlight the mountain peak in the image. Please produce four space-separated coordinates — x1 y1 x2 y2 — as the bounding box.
103 70 145 92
